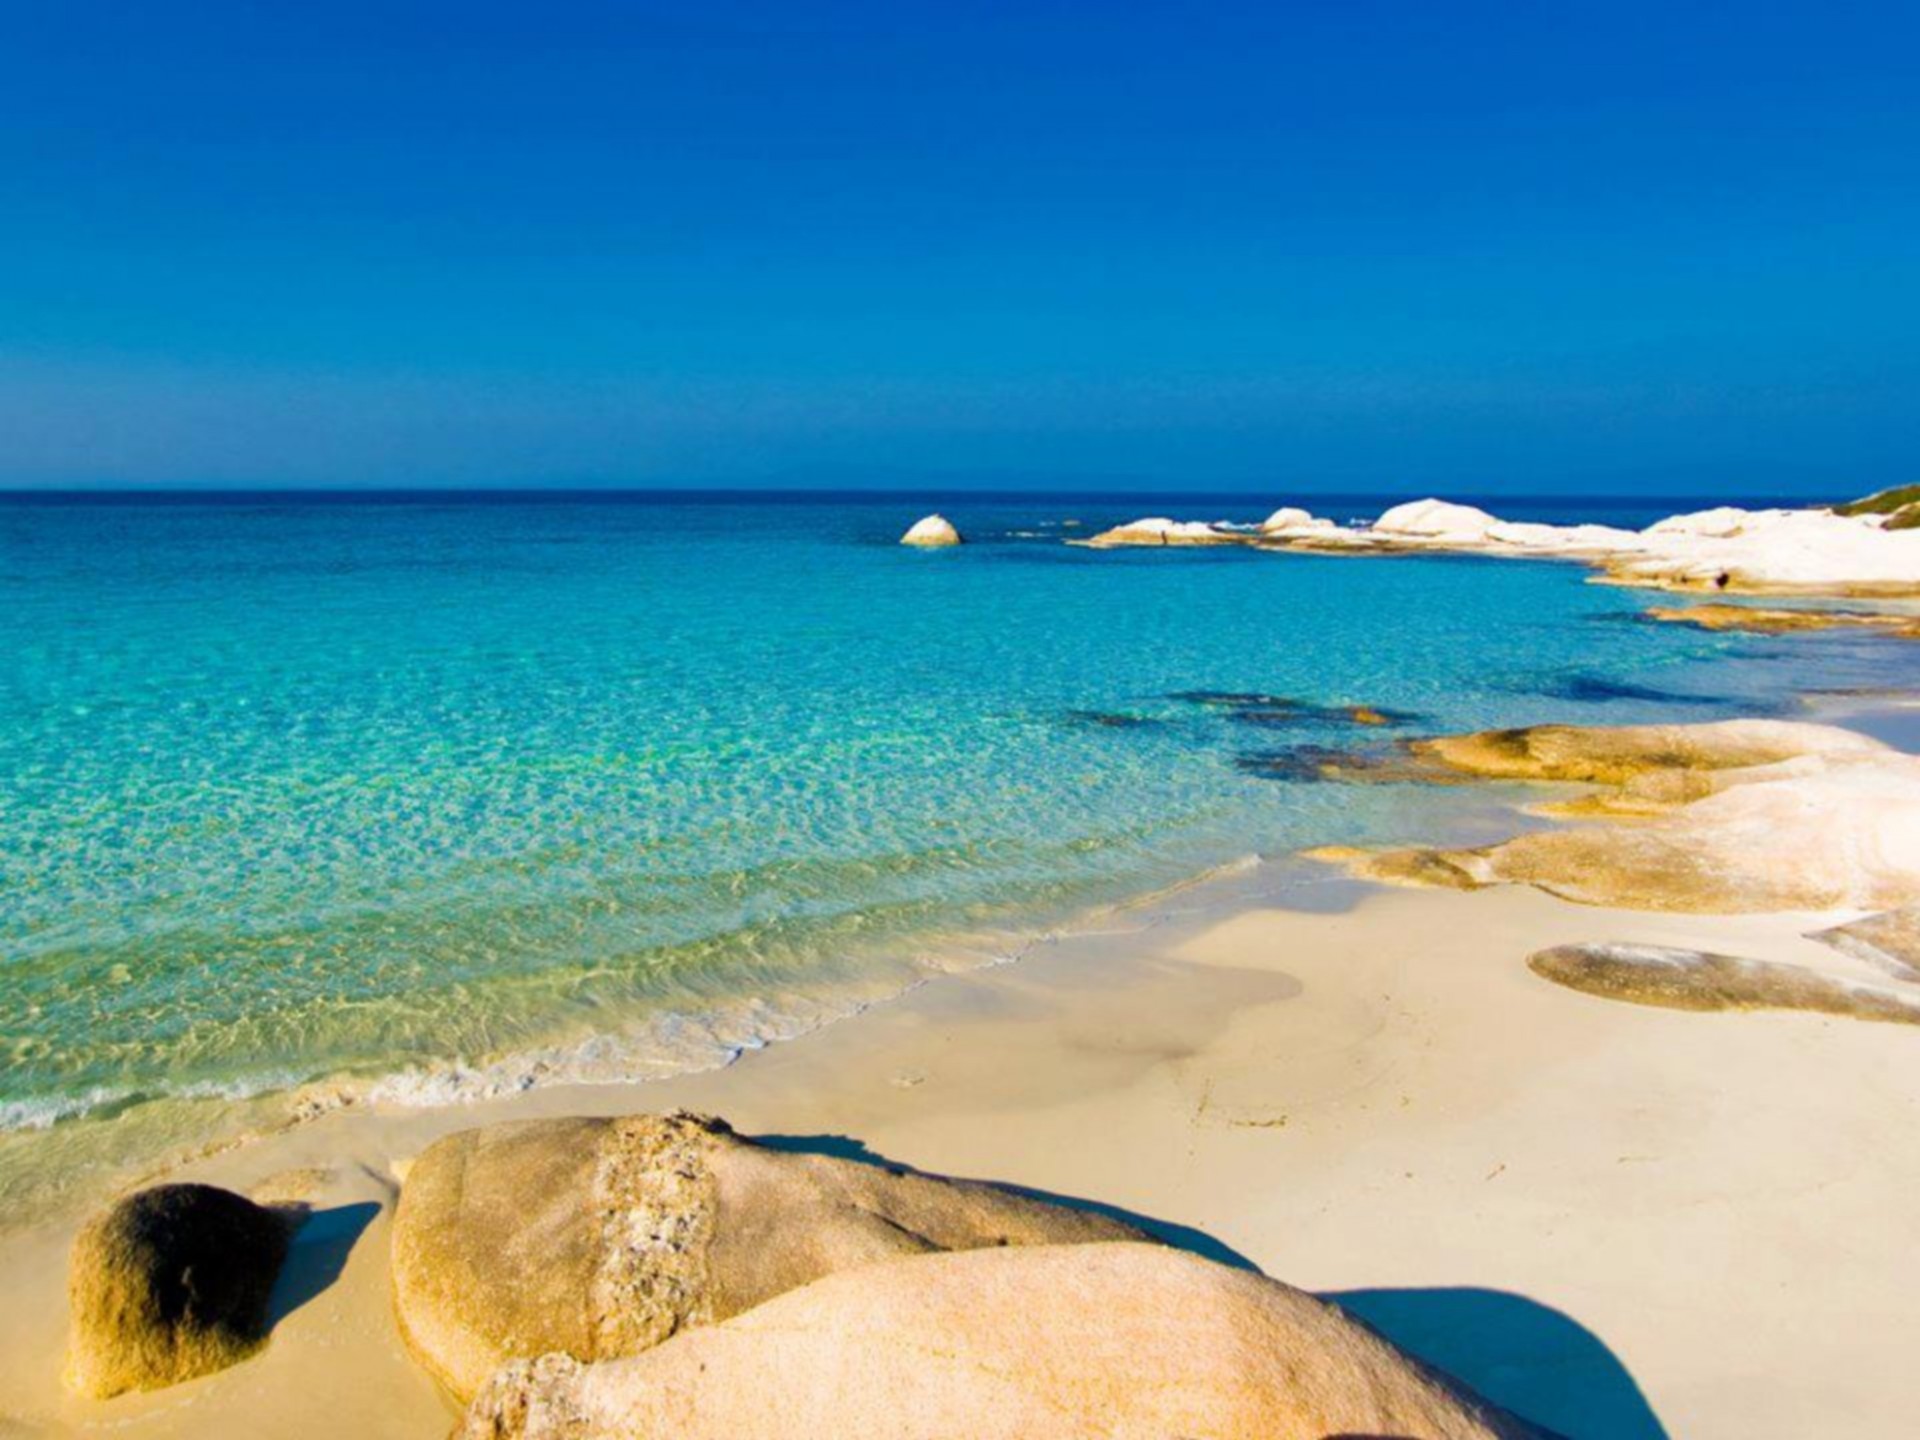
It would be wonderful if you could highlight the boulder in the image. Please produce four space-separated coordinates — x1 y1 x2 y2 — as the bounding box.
1257 506 1338 536
457 1243 1549 1440
1373 498 1502 543
1409 717 1880 788
391 1112 1142 1400
1529 943 1920 1025
1311 720 1920 912
900 514 962 546
65 1183 293 1398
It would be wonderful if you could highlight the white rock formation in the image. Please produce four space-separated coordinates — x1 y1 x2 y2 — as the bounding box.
1076 493 1920 596
1257 506 1339 536
1083 517 1242 547
1373 498 1502 542
900 514 962 546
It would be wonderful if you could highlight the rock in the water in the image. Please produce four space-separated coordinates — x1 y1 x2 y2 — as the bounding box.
392 1112 1143 1400
1529 943 1920 1025
1310 719 1920 912
1374 497 1502 543
1082 516 1245 547
66 1183 293 1398
457 1243 1548 1440
900 514 962 546
1646 603 1920 639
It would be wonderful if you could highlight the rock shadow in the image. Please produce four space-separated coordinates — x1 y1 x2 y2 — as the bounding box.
1330 1286 1667 1440
266 1200 380 1326
750 1132 1258 1271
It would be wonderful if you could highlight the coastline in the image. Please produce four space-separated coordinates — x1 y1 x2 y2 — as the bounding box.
5 693 1919 1437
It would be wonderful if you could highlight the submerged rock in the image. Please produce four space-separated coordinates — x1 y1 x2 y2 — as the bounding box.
1645 602 1920 639
1529 943 1920 1025
391 1112 1141 1401
900 514 963 546
66 1183 293 1398
457 1243 1549 1440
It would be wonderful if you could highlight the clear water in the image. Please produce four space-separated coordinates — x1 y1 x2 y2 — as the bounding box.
3 490 1913 1196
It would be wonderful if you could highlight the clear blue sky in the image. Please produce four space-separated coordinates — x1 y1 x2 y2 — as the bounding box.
2 1 1915 493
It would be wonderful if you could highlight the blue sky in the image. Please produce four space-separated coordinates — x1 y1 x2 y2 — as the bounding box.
1 1 1915 493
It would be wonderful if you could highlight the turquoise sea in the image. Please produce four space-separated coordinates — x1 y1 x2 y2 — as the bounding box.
3 490 1912 1203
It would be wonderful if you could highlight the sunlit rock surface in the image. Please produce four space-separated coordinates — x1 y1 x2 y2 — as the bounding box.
457 1243 1550 1440
1309 720 1920 912
392 1112 1141 1400
900 514 963 546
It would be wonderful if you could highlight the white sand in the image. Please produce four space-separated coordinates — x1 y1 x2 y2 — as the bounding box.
3 868 1916 1439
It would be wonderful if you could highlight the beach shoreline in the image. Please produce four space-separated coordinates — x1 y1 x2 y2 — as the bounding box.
6 693 1920 1438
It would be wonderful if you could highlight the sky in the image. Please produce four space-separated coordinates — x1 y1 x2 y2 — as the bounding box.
0 1 1915 494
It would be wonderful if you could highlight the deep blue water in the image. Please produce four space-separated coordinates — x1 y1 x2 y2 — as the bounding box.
1 490 1908 1160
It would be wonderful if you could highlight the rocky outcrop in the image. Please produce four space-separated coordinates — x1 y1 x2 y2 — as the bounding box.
65 1183 293 1398
900 514 963 546
456 1243 1549 1440
1081 516 1246 547
1309 720 1920 912
1073 495 1920 598
391 1112 1142 1401
1374 498 1502 543
1529 943 1920 1024
1646 603 1920 639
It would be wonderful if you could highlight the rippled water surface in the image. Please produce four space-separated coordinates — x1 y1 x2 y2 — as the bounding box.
3 490 1912 1187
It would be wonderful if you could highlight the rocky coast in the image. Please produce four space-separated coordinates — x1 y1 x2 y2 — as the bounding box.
7 495 1920 1438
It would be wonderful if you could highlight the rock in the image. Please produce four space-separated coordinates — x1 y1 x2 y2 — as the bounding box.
65 1183 293 1398
900 514 962 546
1529 943 1920 1025
1310 720 1920 911
1082 517 1245 547
1257 505 1338 536
1812 905 1920 981
1374 498 1502 543
1409 717 1879 789
1645 603 1920 639
1074 495 1920 598
391 1112 1143 1400
456 1243 1549 1440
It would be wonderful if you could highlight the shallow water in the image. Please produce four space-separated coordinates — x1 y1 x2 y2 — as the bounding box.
4 489 1914 1202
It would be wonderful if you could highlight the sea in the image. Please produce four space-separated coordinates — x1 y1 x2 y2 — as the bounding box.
4 488 1914 1209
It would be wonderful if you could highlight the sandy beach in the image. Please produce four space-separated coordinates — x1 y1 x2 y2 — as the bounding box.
7 763 1918 1438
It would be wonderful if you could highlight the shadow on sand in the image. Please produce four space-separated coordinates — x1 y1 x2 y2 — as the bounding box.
755 1132 1668 1439
266 1201 380 1326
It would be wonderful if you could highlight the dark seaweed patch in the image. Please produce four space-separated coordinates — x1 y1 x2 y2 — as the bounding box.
1233 746 1356 781
1527 673 1739 707
1063 709 1167 731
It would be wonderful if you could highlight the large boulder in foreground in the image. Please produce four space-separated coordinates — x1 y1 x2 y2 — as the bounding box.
66 1183 292 1398
393 1112 1142 1400
900 514 963 546
459 1243 1549 1440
